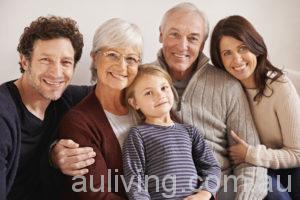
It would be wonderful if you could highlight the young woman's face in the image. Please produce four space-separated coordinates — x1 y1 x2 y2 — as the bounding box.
130 74 174 119
220 36 257 88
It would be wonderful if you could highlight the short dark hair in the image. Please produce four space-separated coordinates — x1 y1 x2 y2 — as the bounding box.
210 15 283 101
17 15 84 73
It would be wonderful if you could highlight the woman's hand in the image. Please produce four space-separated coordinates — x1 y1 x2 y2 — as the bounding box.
228 130 249 165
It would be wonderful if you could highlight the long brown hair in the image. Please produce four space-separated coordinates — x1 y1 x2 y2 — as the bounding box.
210 15 283 101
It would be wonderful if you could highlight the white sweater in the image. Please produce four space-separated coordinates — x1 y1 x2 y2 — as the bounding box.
245 75 300 169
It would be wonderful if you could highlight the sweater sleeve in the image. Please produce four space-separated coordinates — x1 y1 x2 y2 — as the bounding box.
245 79 300 168
122 127 150 200
226 83 268 200
58 110 126 200
191 126 221 199
0 118 9 200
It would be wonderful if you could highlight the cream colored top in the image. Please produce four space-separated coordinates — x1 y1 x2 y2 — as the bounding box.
245 75 300 169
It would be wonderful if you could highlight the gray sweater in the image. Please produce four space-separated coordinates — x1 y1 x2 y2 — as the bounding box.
123 123 221 200
153 50 268 200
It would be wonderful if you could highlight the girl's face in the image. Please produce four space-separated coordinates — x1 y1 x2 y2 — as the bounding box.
129 74 174 120
219 36 257 88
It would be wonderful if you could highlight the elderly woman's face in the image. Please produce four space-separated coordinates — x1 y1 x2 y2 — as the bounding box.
94 46 140 90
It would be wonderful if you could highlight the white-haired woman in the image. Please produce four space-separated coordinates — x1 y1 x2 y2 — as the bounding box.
58 18 143 200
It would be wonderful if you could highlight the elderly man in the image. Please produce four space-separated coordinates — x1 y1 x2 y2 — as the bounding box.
0 16 92 200
152 2 268 200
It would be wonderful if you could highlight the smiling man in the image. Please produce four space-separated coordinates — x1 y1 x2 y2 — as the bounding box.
153 3 268 200
0 16 91 200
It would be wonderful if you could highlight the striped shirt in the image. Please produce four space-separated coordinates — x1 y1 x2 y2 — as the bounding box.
122 123 221 200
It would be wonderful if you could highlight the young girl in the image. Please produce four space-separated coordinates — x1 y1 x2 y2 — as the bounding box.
122 64 221 200
210 15 300 200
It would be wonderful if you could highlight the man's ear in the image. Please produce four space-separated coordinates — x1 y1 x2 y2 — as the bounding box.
159 26 163 43
20 54 30 71
128 97 139 110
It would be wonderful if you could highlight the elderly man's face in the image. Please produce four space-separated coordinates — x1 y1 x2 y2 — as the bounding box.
159 10 205 80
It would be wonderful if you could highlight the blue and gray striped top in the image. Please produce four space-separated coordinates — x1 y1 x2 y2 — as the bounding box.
123 123 221 200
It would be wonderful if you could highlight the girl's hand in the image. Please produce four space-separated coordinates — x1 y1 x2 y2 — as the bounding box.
228 130 249 165
183 190 212 200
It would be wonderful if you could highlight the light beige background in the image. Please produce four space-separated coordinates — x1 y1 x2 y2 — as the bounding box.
1 0 299 90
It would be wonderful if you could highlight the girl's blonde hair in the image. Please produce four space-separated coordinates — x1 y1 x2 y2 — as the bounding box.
125 64 173 117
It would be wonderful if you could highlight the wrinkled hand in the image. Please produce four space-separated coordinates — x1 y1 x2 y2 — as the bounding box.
228 130 249 165
183 190 212 200
51 139 96 176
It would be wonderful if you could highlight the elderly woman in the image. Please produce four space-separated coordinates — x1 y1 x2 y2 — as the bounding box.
58 18 143 200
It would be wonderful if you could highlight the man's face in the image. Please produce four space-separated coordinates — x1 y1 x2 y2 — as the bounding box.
159 10 205 79
21 38 75 101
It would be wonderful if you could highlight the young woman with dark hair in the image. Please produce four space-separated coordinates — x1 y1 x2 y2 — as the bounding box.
210 15 300 200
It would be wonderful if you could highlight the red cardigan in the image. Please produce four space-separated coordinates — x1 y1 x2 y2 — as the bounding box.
58 91 127 200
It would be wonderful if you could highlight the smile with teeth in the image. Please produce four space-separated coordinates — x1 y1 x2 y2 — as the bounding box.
232 63 247 72
173 53 189 58
43 79 64 87
109 72 127 80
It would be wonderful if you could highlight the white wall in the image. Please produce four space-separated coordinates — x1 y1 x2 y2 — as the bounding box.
1 0 299 85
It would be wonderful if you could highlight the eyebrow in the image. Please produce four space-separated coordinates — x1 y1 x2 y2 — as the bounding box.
189 32 201 36
142 87 153 93
105 49 139 57
39 53 74 60
142 81 168 91
221 49 230 54
168 28 180 32
221 43 247 54
168 28 201 37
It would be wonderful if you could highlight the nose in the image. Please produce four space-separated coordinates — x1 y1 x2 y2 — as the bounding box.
156 89 166 100
49 62 63 77
117 56 127 70
233 52 243 64
177 37 189 50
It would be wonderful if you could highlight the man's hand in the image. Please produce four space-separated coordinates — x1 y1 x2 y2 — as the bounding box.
228 130 249 165
183 190 212 200
51 139 96 176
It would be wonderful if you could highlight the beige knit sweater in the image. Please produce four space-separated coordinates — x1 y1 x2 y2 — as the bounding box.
245 75 300 169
